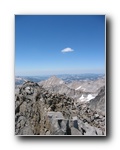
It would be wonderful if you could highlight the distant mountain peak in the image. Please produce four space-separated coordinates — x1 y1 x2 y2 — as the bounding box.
49 75 59 80
41 75 64 88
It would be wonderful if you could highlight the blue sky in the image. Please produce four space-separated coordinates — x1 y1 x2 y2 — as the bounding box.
15 15 105 76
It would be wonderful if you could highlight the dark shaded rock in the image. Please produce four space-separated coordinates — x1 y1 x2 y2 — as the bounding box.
88 86 105 115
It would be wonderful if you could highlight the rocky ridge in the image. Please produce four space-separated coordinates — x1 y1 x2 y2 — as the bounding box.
15 81 105 135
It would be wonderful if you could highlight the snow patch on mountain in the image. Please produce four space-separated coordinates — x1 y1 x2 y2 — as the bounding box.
78 94 95 102
79 95 84 101
87 94 95 101
75 86 81 90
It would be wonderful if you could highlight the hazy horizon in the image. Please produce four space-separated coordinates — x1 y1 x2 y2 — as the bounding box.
15 72 105 77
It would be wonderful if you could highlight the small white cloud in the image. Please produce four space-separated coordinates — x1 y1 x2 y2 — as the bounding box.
61 47 74 53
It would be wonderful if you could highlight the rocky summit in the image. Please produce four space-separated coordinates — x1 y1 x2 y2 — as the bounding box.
15 78 105 135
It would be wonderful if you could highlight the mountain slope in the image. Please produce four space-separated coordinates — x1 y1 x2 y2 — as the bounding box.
88 86 105 115
39 76 64 88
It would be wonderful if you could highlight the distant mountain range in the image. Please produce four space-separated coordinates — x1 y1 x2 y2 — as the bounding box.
38 75 105 105
15 73 105 85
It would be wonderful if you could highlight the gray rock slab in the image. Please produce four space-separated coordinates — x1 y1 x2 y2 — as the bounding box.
71 127 82 135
